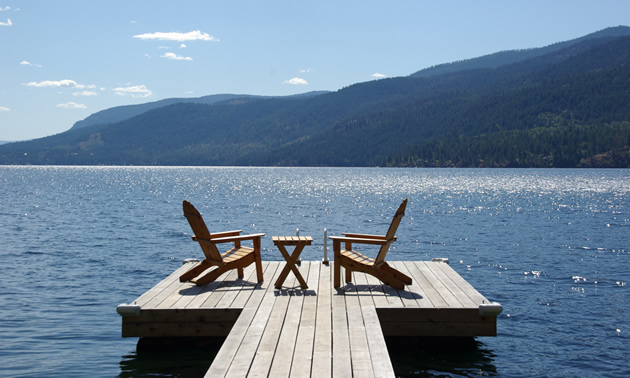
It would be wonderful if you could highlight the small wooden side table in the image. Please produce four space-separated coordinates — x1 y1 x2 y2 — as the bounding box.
273 236 313 289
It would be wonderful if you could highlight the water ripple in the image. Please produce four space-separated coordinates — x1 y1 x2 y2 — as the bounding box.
0 166 628 376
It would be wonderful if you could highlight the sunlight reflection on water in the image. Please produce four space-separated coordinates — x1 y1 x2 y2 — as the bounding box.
0 166 628 376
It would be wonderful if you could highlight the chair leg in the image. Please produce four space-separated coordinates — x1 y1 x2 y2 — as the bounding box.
374 264 408 290
379 275 406 290
195 265 229 286
333 241 341 288
380 263 412 285
237 267 244 278
180 260 212 282
345 266 352 283
254 237 264 283
255 261 263 283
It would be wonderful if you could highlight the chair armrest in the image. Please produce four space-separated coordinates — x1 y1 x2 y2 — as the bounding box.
329 235 388 245
210 233 265 244
342 233 388 240
210 230 242 239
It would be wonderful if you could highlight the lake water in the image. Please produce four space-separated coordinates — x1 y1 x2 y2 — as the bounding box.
1 166 628 377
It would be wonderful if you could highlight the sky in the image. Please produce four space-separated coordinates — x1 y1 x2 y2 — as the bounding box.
1 1 629 141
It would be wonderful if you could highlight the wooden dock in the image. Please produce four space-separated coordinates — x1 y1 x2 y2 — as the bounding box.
118 260 501 377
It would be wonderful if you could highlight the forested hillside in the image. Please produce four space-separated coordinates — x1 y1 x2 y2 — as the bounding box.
1 27 629 167
69 91 328 131
411 25 630 77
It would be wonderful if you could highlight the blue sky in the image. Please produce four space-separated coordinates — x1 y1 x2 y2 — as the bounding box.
1 1 629 141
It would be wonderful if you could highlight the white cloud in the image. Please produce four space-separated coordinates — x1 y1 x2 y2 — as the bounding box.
73 91 98 96
162 52 192 61
0 106 10 112
371 73 387 79
0 6 10 11
0 18 11 26
113 84 152 98
57 102 87 109
26 79 87 88
133 30 218 42
20 60 42 68
299 68 312 73
180 43 187 48
283 77 308 85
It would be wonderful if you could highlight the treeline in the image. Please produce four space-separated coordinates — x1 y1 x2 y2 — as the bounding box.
254 57 630 167
387 121 630 168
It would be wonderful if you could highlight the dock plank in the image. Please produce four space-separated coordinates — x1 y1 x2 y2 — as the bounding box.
312 263 333 378
155 281 196 309
185 269 239 309
363 272 391 308
290 261 321 377
416 261 464 307
345 282 375 378
170 282 208 308
405 261 445 307
205 264 283 377
268 263 311 377
133 263 191 307
426 261 478 308
200 270 245 309
389 261 425 307
229 289 289 377
381 278 405 308
361 305 394 377
434 262 489 305
143 278 190 309
119 260 500 377
331 282 352 377
230 262 277 309
351 270 396 378
215 265 259 308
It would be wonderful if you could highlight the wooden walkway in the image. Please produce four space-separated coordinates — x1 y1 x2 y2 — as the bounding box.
118 260 501 377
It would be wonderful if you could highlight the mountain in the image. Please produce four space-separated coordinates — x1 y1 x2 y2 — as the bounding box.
411 25 630 77
70 94 258 130
70 91 329 130
1 27 629 168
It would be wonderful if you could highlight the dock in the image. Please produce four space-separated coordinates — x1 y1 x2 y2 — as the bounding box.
118 260 501 377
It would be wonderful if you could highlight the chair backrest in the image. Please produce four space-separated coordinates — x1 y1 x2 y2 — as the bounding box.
183 200 223 264
375 198 407 265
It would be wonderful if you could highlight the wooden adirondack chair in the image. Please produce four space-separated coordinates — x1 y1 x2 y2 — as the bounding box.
330 198 412 290
179 200 264 286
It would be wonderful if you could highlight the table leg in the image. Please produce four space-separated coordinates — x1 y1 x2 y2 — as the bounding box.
275 244 308 289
